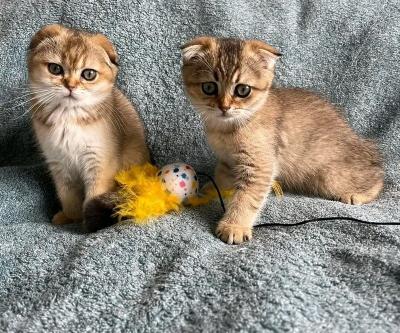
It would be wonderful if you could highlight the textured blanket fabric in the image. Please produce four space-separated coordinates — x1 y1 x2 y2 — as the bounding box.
0 0 399 332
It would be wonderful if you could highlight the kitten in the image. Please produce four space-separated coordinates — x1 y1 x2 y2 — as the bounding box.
181 37 384 244
28 24 150 231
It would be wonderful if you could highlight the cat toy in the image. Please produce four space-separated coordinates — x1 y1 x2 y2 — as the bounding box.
114 162 282 224
114 163 400 229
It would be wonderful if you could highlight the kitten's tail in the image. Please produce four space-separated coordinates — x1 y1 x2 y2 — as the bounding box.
84 192 120 232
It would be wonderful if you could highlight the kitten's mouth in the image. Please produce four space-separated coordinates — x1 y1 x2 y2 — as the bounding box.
218 112 233 119
65 94 77 100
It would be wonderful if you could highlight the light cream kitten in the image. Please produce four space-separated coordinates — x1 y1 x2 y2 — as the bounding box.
28 24 149 231
181 37 383 244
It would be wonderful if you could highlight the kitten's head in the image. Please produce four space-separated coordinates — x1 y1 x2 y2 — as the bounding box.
28 24 118 111
181 37 280 130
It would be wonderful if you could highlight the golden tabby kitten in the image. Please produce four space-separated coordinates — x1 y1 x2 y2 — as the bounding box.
181 37 384 244
28 24 149 231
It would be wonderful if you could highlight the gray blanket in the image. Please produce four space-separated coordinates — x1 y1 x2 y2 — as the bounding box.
1 0 399 332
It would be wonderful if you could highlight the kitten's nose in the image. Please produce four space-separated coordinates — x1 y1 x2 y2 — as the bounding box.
220 107 230 115
65 86 76 96
64 81 77 92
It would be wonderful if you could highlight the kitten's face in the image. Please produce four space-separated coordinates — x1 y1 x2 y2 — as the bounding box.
28 25 118 111
181 37 280 130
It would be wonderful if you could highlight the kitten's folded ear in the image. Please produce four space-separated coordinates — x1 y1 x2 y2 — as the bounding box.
29 24 64 51
247 40 282 70
181 36 216 63
91 34 119 66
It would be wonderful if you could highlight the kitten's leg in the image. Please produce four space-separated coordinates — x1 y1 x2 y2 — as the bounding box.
216 156 274 244
317 166 383 205
349 179 383 204
52 211 77 225
51 176 84 224
121 140 150 169
331 178 383 205
215 161 235 190
82 160 120 232
202 161 235 192
83 163 118 206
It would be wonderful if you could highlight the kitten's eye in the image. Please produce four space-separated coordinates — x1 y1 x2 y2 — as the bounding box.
202 82 218 96
48 63 63 76
234 84 251 98
81 69 97 81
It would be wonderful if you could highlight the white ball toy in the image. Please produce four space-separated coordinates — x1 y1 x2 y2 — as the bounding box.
157 163 199 203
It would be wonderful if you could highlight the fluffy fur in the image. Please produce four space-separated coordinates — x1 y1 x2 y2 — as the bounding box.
28 24 149 231
181 37 384 244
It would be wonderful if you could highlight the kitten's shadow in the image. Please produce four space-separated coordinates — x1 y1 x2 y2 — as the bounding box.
50 220 87 235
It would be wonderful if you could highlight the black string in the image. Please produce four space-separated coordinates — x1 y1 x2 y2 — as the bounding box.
197 172 226 213
197 172 400 227
254 216 400 228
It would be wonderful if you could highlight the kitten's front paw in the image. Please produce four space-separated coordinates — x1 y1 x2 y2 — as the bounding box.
216 222 253 245
52 211 74 225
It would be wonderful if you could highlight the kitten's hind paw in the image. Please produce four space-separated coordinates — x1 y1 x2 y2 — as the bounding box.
52 211 74 225
216 222 253 245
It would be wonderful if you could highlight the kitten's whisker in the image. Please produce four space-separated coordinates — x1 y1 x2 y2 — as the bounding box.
6 86 36 93
8 92 53 110
17 93 52 103
5 87 50 95
23 95 55 119
0 89 52 107
19 92 56 120
13 97 49 121
15 83 41 89
30 93 57 118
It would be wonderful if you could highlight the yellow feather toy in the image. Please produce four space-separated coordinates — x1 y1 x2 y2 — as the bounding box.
114 162 283 224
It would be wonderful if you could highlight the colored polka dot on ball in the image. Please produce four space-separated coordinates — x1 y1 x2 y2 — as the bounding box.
158 163 199 203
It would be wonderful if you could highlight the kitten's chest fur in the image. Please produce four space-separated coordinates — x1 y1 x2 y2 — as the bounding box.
33 108 111 178
207 131 237 164
206 116 274 167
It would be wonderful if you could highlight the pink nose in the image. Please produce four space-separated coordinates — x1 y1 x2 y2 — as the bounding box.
220 107 229 114
66 86 76 96
64 81 77 91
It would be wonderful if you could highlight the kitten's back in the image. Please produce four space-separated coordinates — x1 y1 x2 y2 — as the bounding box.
268 87 383 197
